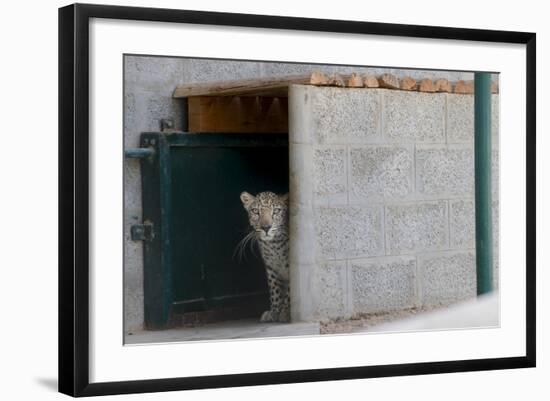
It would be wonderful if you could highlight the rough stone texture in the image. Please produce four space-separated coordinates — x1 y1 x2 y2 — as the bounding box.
314 261 348 319
416 145 474 197
449 199 499 251
492 200 500 250
450 199 475 249
258 64 476 83
454 80 474 94
125 56 185 93
364 75 380 88
447 94 474 143
448 198 499 294
315 206 384 260
379 73 400 89
392 69 474 82
349 146 414 202
311 87 380 144
418 79 435 93
383 91 445 143
310 71 329 85
289 143 314 207
262 63 357 78
418 251 476 306
328 73 346 87
313 147 347 197
288 84 499 321
493 255 500 290
400 76 417 91
124 160 145 333
351 256 417 313
181 58 262 84
289 204 317 321
492 95 499 140
347 73 364 88
385 201 448 254
435 79 452 93
447 94 500 143
127 91 186 135
493 149 499 192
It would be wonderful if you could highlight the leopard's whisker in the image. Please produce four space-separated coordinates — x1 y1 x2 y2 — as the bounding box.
233 230 257 262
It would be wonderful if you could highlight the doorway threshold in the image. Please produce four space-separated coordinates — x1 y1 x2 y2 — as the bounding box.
125 319 320 344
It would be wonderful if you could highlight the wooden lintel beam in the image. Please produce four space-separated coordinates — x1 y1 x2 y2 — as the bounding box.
174 75 311 98
187 96 288 133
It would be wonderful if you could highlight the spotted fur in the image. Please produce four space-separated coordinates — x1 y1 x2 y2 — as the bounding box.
239 191 290 323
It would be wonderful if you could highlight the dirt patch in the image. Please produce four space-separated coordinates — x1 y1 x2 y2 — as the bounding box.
320 305 447 334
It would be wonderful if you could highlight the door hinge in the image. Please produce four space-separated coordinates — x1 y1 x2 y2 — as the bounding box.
131 221 155 241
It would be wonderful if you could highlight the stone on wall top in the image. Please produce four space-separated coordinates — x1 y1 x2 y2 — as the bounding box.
174 71 499 98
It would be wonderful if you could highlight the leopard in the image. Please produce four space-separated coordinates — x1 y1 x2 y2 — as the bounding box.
238 191 290 323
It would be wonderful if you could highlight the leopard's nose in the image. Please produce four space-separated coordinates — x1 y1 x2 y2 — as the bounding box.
261 225 271 234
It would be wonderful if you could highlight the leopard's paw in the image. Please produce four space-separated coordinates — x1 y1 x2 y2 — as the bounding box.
260 310 276 322
278 309 290 323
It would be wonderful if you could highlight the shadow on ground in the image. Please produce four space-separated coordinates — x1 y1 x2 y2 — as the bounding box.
35 377 57 392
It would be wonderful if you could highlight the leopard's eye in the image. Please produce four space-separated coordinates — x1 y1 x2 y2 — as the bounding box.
251 208 259 214
273 207 282 215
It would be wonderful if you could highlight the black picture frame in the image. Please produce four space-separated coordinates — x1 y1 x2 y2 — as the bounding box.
58 3 536 397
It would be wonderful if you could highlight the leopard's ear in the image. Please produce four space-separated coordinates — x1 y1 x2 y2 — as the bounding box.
240 191 255 209
280 193 289 203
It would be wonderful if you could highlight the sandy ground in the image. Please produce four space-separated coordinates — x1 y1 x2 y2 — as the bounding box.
320 305 446 334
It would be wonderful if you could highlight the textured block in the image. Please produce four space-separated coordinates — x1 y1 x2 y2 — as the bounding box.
492 94 499 140
492 200 499 250
454 80 474 94
312 87 380 144
313 147 347 197
125 90 186 135
419 251 476 306
181 58 262 84
416 146 474 196
447 94 473 143
379 73 400 89
124 210 145 333
288 85 314 144
386 201 448 254
125 56 184 93
450 199 475 249
449 199 499 250
383 91 445 142
393 70 472 81
447 94 500 143
350 146 414 201
289 143 314 207
314 261 348 319
493 149 499 199
351 256 417 314
289 204 316 266
315 206 384 259
493 254 500 290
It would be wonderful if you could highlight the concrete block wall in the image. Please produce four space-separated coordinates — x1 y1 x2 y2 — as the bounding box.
124 54 493 332
288 85 499 322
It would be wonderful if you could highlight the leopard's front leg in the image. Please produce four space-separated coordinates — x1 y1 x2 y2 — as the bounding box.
260 268 284 322
278 285 290 323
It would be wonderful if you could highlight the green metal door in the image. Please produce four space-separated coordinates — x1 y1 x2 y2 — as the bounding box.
135 132 288 329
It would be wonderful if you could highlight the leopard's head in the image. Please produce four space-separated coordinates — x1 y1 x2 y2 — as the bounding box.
240 191 289 241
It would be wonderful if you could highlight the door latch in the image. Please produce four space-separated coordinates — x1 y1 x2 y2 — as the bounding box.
131 221 155 241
